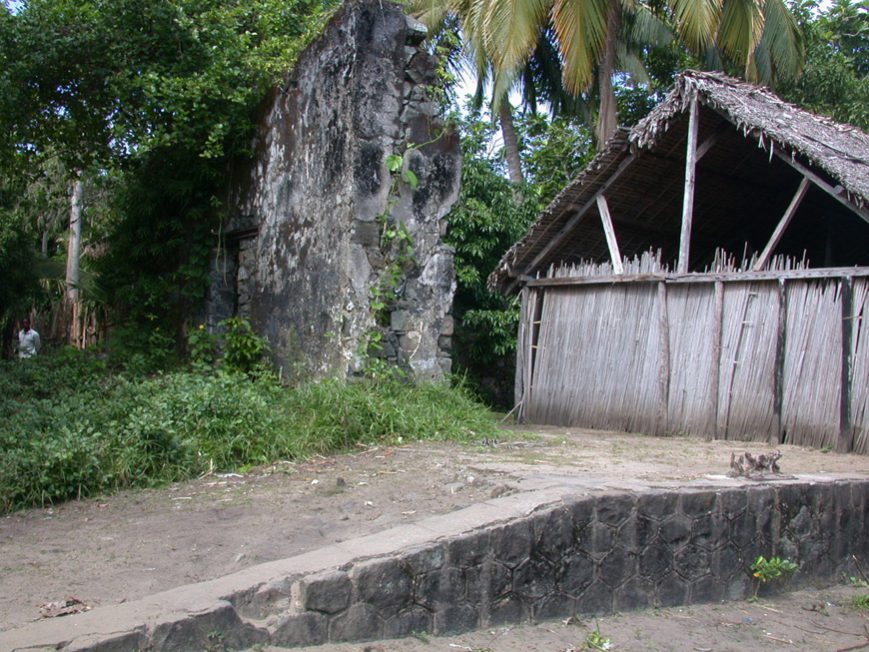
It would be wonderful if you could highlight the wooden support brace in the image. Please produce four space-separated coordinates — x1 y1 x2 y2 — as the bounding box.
596 195 624 274
503 151 636 294
752 176 811 271
772 150 869 224
677 99 700 274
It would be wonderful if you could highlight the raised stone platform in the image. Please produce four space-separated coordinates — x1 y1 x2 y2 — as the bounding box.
3 475 867 651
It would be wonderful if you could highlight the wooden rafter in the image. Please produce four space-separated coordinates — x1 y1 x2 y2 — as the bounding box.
772 150 869 224
596 195 624 274
752 176 811 271
503 152 635 294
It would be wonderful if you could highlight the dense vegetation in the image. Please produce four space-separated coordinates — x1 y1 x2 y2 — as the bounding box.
0 0 865 510
0 351 496 513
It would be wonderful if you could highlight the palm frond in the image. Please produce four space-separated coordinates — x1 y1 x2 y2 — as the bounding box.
553 0 612 94
482 0 551 74
754 0 802 82
669 0 724 52
717 0 765 75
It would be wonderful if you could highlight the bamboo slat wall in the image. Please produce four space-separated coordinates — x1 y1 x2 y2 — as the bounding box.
519 270 869 453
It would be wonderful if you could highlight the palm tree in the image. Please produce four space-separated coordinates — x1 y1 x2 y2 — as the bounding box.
480 0 803 144
416 4 582 197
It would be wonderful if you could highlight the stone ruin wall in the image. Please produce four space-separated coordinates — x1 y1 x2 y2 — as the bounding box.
205 0 460 380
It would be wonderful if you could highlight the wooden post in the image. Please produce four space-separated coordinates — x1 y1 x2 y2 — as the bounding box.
677 99 700 274
753 177 811 271
772 279 787 445
839 277 854 453
596 195 624 274
657 281 670 434
711 281 724 439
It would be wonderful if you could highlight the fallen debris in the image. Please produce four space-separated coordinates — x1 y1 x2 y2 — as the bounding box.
39 596 91 618
729 450 783 478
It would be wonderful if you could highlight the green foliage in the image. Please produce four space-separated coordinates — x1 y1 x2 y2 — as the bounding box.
750 555 799 599
445 109 592 403
1 0 342 347
584 627 613 651
0 351 496 513
778 0 868 130
853 594 869 610
220 316 269 374
188 324 218 371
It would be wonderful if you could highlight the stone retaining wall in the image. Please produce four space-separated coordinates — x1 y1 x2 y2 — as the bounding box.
3 479 867 651
257 479 868 647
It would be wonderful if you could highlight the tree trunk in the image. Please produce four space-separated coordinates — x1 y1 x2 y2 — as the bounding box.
498 99 525 204
65 175 84 347
596 3 621 147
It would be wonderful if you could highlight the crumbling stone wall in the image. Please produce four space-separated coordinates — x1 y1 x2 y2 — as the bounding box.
205 0 460 380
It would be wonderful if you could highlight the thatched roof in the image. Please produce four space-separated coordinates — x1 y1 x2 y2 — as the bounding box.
490 71 869 293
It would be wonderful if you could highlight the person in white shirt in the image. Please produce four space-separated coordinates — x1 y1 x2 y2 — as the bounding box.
18 318 41 358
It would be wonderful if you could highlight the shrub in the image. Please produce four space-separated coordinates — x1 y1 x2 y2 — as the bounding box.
0 352 496 512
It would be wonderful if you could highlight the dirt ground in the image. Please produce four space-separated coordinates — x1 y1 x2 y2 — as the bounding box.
1 425 867 639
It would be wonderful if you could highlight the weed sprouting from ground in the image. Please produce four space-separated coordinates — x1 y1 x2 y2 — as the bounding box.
0 352 497 513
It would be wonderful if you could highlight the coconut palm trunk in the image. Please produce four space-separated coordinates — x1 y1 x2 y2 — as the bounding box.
596 2 621 146
498 99 525 203
65 174 83 347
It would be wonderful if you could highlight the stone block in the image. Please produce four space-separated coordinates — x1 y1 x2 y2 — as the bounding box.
400 544 446 575
658 515 691 548
599 547 638 588
719 489 748 520
690 576 726 604
638 491 679 521
488 595 526 626
692 513 728 550
328 603 383 642
576 580 613 616
353 558 414 616
433 603 479 635
711 543 743 582
512 558 557 600
655 573 688 607
613 576 654 612
272 612 328 646
680 490 717 518
534 506 576 562
533 592 575 621
559 552 595 596
595 494 636 527
570 497 596 530
639 541 672 578
673 544 710 581
383 606 432 638
149 602 268 651
298 570 352 614
415 567 465 608
447 530 489 568
490 519 533 568
580 522 616 556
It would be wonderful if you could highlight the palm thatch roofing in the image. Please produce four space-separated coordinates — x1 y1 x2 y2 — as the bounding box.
489 70 869 294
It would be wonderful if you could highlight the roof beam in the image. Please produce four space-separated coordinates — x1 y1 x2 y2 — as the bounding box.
752 176 811 271
772 150 869 224
596 195 624 274
503 151 635 293
677 98 700 274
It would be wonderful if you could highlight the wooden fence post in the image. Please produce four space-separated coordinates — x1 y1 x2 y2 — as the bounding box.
839 277 854 453
657 281 670 434
773 279 787 445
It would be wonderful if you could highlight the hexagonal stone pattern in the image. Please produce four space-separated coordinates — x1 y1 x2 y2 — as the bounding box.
266 480 869 649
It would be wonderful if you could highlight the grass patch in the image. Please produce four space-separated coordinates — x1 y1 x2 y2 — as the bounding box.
853 594 869 610
0 352 496 513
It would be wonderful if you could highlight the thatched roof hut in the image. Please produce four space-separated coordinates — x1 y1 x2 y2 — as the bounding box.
490 71 869 454
490 71 869 294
